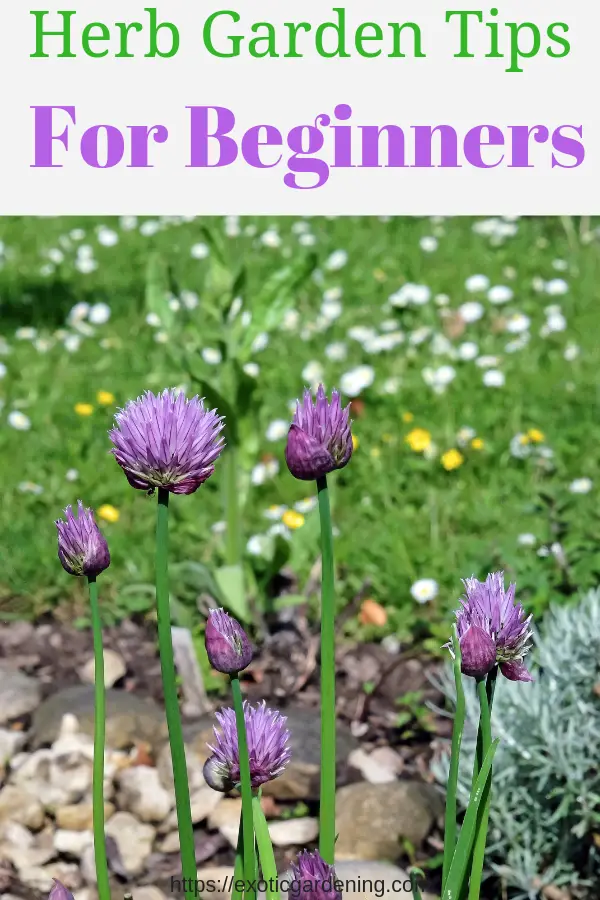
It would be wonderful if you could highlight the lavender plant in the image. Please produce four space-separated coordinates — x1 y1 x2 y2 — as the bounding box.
432 587 600 899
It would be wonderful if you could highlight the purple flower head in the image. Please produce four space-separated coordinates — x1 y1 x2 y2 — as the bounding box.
285 384 353 481
48 880 75 900
208 700 291 790
109 389 225 495
55 501 110 578
205 608 253 675
289 850 342 900
451 572 534 682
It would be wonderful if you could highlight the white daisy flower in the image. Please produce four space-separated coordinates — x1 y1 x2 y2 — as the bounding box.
246 534 271 557
63 334 81 353
15 327 37 341
389 283 431 307
325 342 347 362
544 278 568 295
517 533 537 547
265 419 288 442
457 341 479 361
251 332 269 353
65 468 79 482
264 505 287 520
243 362 260 378
8 410 31 431
487 285 513 304
325 250 348 271
569 478 593 494
191 242 210 259
88 303 111 325
483 369 505 387
202 347 222 365
419 236 438 253
465 274 490 292
302 361 324 388
564 343 580 361
260 229 281 249
459 301 484 323
410 579 439 604
18 481 43 495
506 313 531 334
97 227 119 248
294 497 318 514
340 365 375 397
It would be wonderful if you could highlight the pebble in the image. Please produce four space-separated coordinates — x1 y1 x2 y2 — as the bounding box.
268 816 319 847
80 649 127 689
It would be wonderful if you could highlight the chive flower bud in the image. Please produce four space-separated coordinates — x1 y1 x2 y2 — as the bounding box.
285 384 353 481
205 608 253 675
55 501 110 578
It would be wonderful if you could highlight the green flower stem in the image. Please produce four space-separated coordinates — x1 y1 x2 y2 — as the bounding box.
467 668 498 900
156 489 198 900
316 474 336 865
441 627 466 893
410 867 425 900
87 575 111 900
230 674 257 900
224 446 243 566
252 794 280 900
232 814 245 900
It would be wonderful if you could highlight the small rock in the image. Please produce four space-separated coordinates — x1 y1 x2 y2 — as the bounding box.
348 748 397 784
157 742 206 793
80 649 127 689
131 889 167 900
74 889 99 900
207 797 242 831
0 665 41 725
105 811 155 877
117 765 172 823
162 786 222 830
268 817 319 847
79 845 97 885
0 823 56 871
368 746 404 775
0 727 28 761
0 784 45 830
158 830 181 853
53 829 94 858
21 861 82 892
11 746 92 810
31 686 168 752
335 781 443 861
333 860 437 900
195 866 236 900
56 802 115 832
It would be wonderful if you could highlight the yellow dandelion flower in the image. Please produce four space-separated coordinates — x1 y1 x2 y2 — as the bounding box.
97 390 115 406
527 428 545 443
405 428 432 453
471 437 484 450
402 412 414 423
370 447 381 459
74 403 94 417
97 504 120 523
352 435 359 451
282 510 305 530
441 449 464 471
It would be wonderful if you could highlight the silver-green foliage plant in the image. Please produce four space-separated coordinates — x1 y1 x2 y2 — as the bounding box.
431 588 600 899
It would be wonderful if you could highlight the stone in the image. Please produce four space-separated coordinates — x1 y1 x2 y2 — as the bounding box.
53 829 94 858
0 784 45 830
157 741 206 793
185 705 358 801
0 665 41 725
335 781 444 861
11 745 92 810
79 845 97 885
31 686 168 752
117 765 172 823
162 785 222 830
348 748 397 785
207 797 242 831
56 802 115 832
0 823 56 871
0 727 28 761
80 649 127 689
130 889 167 900
105 811 155 877
268 817 319 847
157 830 181 853
195 866 236 900
21 861 82 893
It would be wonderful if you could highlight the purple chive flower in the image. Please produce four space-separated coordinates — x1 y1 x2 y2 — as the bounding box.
208 700 291 790
289 850 342 900
451 572 534 682
55 501 110 578
109 389 225 495
285 384 353 481
48 880 75 900
205 608 253 675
